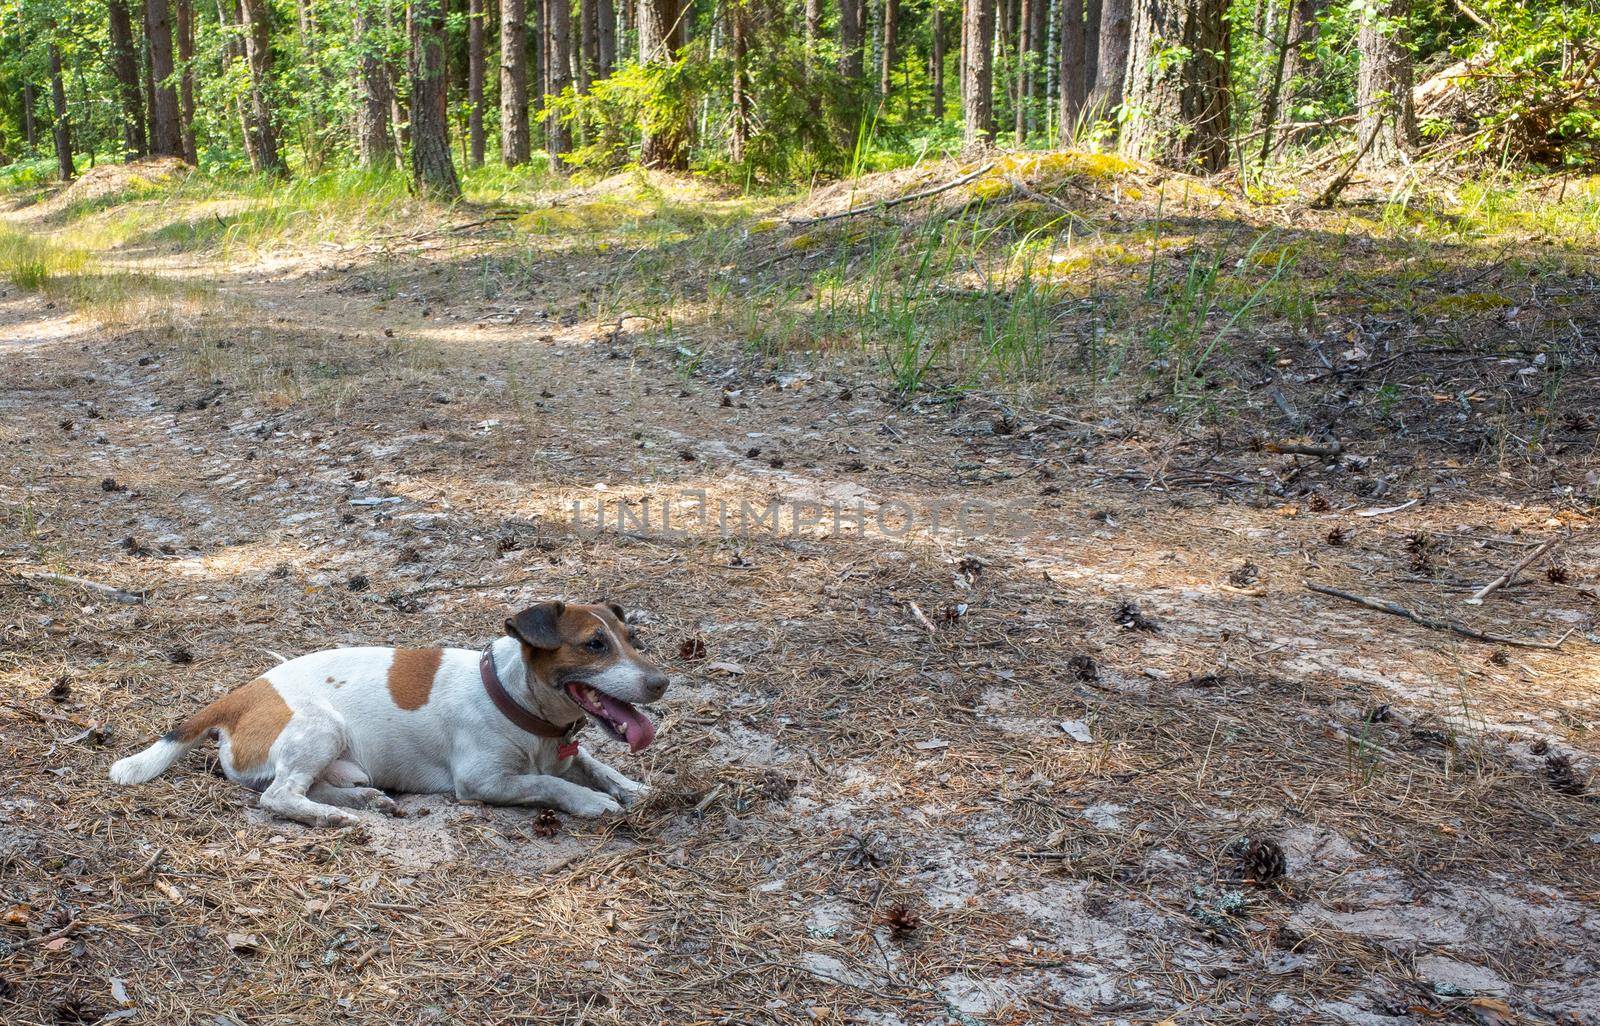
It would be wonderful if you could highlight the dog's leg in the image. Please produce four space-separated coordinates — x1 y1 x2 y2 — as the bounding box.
258 712 360 828
456 772 621 817
561 749 648 807
308 782 397 814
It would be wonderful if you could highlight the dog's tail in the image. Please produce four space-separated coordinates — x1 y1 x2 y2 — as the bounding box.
109 730 201 785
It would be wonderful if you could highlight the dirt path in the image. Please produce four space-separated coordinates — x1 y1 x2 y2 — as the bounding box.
2 212 1598 1025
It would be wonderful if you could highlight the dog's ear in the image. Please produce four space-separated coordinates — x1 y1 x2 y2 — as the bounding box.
604 601 627 624
505 601 566 650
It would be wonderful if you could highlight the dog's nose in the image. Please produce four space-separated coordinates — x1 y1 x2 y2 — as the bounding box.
642 671 669 701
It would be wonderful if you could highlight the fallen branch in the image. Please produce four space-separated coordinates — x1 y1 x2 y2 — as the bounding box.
1311 112 1385 209
1263 438 1343 459
16 570 145 604
1001 175 1101 230
0 917 79 955
1305 580 1576 650
787 163 995 227
1464 533 1566 605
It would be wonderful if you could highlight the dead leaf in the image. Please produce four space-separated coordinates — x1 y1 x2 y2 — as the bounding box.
705 661 745 675
225 933 261 953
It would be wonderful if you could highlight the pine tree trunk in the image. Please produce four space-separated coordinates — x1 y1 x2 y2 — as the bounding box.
48 34 75 180
145 0 186 156
1088 0 1127 121
880 0 896 97
22 82 38 148
468 0 487 164
1121 0 1230 170
216 0 259 167
108 0 149 158
931 5 945 119
1356 0 1415 166
962 0 994 150
546 0 574 159
729 0 749 162
1014 0 1030 143
580 0 600 90
804 0 821 70
638 0 689 168
1083 0 1100 95
1278 0 1321 148
1029 0 1047 131
839 0 864 80
409 0 462 197
142 33 159 148
501 0 531 164
1059 0 1086 141
354 1 396 167
176 0 198 162
597 0 616 73
239 0 287 173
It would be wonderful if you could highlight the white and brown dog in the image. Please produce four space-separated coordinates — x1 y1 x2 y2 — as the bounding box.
109 601 668 827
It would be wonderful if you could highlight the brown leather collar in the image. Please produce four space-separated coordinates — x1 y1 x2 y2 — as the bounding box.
480 648 581 741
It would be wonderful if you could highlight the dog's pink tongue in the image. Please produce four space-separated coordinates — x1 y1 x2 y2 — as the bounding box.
597 693 656 752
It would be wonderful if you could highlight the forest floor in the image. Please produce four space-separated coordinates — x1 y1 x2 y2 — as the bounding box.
2 156 1599 1026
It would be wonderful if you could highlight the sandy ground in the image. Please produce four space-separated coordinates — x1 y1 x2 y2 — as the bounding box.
2 173 1599 1026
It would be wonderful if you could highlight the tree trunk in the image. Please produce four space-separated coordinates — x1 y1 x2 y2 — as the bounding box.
839 0 863 80
638 0 689 168
354 1 396 167
805 0 821 70
409 0 461 197
48 34 74 180
729 0 750 162
142 32 159 148
1083 0 1100 97
597 0 616 74
501 0 531 164
1029 0 1047 130
239 0 288 173
880 0 896 97
145 0 186 156
467 0 487 164
546 0 574 159
216 0 260 168
931 5 945 119
1356 0 1416 166
108 0 149 158
1279 0 1322 148
580 0 600 90
1121 0 1230 170
1014 0 1030 143
1257 0 1292 161
22 82 38 149
1088 0 1128 122
962 0 994 150
1059 0 1086 141
176 0 198 162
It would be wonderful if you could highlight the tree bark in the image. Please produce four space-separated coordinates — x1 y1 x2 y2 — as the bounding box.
48 33 74 180
931 5 945 119
239 0 287 173
108 0 149 159
597 0 616 74
22 82 38 149
546 0 574 159
1121 0 1230 170
805 0 821 71
409 0 461 197
638 0 689 168
1088 0 1128 122
1083 0 1100 96
1059 0 1086 141
962 0 995 150
729 0 750 162
354 1 396 167
468 0 487 164
580 0 600 91
216 0 260 168
145 0 186 156
1278 0 1321 147
1356 0 1416 166
501 0 531 164
839 0 864 80
1014 0 1030 143
176 0 198 163
141 31 159 148
880 0 897 97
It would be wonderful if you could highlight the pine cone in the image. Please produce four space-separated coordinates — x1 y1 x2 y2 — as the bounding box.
881 904 920 939
531 809 561 838
1546 755 1589 796
1237 837 1287 884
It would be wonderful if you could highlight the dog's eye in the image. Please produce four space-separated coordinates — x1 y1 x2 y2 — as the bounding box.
584 635 609 653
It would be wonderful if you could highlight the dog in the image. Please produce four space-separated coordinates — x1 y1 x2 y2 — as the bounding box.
109 601 668 827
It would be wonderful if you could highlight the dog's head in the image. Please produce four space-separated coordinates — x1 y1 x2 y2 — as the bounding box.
505 601 668 752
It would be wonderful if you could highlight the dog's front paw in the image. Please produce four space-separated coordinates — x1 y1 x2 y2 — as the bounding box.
558 789 623 818
610 780 650 807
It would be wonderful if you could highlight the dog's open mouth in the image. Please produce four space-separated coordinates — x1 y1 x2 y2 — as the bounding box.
565 683 656 752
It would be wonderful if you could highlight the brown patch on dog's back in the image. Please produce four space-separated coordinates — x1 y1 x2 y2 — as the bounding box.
387 647 442 710
172 677 293 771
